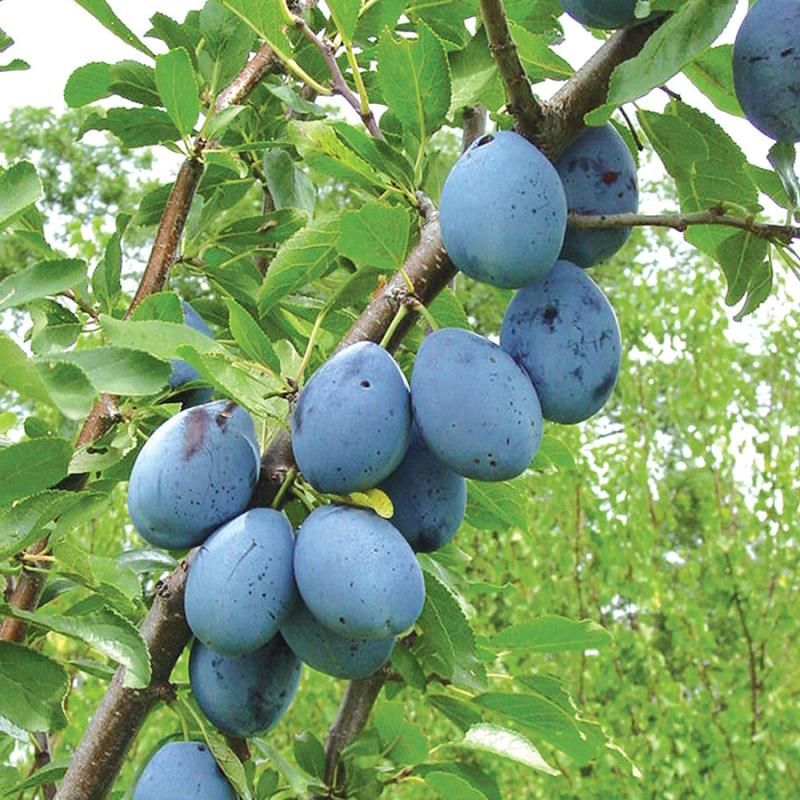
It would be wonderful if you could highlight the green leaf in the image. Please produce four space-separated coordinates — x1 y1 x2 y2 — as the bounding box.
466 479 529 531
530 435 576 472
0 439 72 507
29 300 81 355
509 22 573 83
424 771 488 800
2 758 70 796
259 214 341 315
225 297 281 373
328 0 360 43
460 724 560 776
0 258 86 313
131 291 184 323
0 491 88 560
100 315 222 361
293 731 325 780
683 45 743 118
72 0 155 57
154 48 200 138
493 616 612 652
36 361 96 420
0 334 53 408
585 0 737 126
338 202 412 272
768 142 799 213
218 0 292 56
377 21 451 136
475 691 602 764
64 61 112 107
429 693 483 732
0 162 43 231
46 347 171 396
428 289 471 330
715 232 769 308
10 606 150 689
0 642 68 732
262 149 316 214
79 107 181 147
92 215 128 311
414 572 485 690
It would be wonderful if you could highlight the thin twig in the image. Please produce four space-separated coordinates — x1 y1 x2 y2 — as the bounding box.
479 0 546 145
292 15 383 139
568 208 800 244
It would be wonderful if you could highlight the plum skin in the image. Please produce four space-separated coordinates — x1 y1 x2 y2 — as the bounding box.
189 636 301 738
561 0 661 29
291 342 412 494
733 0 800 142
127 400 260 549
293 505 425 640
170 301 214 407
439 130 567 289
501 260 621 424
410 328 543 481
556 124 638 267
378 427 467 552
280 599 395 679
133 741 235 800
184 508 297 656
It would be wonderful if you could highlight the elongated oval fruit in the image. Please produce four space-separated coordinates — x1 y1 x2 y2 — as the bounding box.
133 741 235 800
560 0 661 29
127 400 260 549
378 427 467 552
189 636 301 738
556 124 638 268
291 342 412 493
733 0 800 142
185 509 297 655
411 328 543 481
293 505 425 640
440 130 567 288
501 259 621 424
280 598 394 680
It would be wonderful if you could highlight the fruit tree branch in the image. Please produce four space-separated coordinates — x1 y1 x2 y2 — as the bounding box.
0 44 278 646
541 17 664 160
479 0 546 145
291 14 384 139
54 19 668 799
569 209 800 245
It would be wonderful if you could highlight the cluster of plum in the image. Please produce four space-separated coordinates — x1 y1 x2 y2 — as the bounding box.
562 0 800 143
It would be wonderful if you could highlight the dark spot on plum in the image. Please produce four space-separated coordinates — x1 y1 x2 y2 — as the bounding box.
602 170 620 185
361 380 371 388
781 47 795 58
593 372 616 399
475 134 494 147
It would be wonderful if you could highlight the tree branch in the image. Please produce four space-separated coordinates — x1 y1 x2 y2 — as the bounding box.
569 209 800 244
541 18 664 159
54 17 670 799
292 15 383 139
0 44 278 646
479 0 546 144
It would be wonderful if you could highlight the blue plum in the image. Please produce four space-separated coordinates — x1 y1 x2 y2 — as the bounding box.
556 124 638 267
733 0 800 142
561 0 660 29
439 131 567 288
411 328 543 481
378 427 467 552
501 259 621 424
280 598 394 679
189 635 301 737
185 509 297 655
133 741 235 800
291 342 412 494
293 505 424 640
127 400 260 549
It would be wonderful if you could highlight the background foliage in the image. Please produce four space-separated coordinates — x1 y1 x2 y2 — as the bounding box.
1 1 798 798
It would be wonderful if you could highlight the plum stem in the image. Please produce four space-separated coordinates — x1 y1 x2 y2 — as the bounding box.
569 209 800 244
